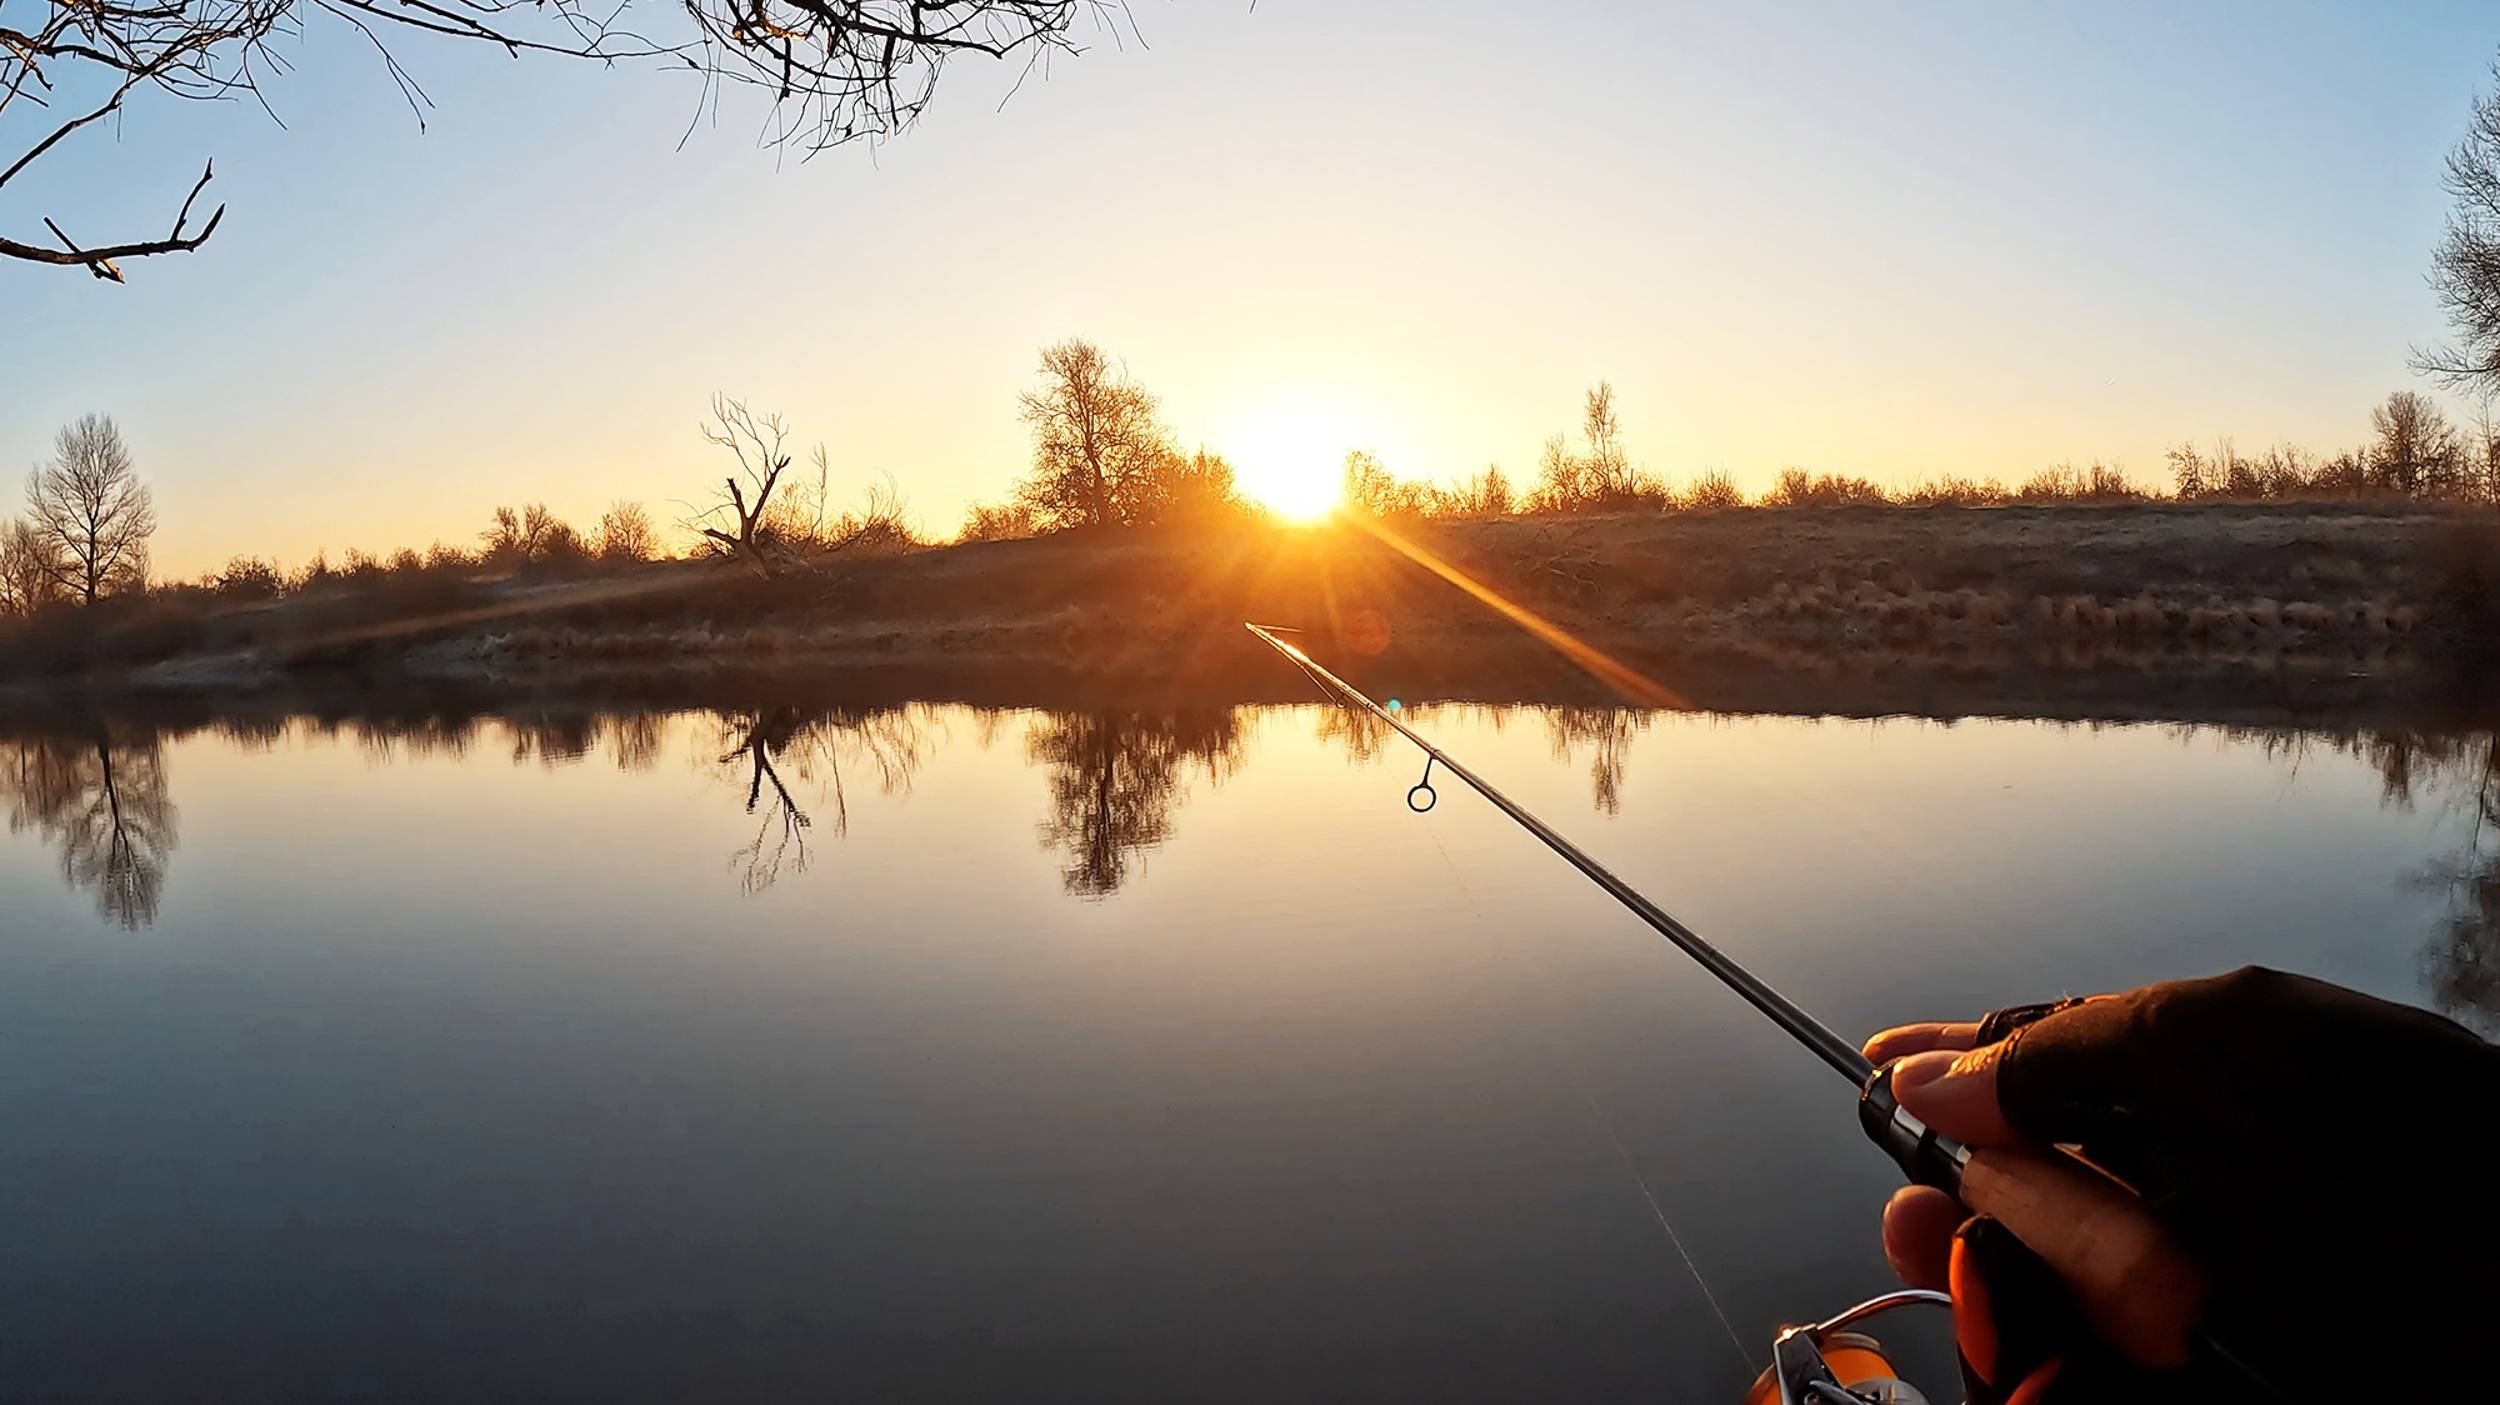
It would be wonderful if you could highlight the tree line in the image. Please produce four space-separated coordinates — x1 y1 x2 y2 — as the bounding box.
9 368 2500 628
1320 385 2500 524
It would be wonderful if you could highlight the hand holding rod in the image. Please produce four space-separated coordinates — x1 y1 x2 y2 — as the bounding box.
1246 623 2216 1373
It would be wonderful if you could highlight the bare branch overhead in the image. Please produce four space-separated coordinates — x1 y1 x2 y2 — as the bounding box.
2 0 1101 279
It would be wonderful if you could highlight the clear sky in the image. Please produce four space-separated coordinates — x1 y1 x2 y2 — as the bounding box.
5 0 2497 577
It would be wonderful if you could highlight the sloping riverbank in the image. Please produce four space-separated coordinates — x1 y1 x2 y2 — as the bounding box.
4 502 2493 725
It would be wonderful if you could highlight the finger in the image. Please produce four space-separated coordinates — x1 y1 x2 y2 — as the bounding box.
1891 1042 2021 1147
1881 1185 1962 1290
1862 1020 1984 1065
1988 989 2167 1150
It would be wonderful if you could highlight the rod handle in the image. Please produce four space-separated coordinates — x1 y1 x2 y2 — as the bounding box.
1958 1145 2207 1369
1859 1066 2207 1369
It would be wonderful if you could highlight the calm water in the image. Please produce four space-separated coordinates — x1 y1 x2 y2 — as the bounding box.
3 701 2493 1401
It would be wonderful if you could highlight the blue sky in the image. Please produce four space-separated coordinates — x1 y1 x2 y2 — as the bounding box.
3 0 2496 573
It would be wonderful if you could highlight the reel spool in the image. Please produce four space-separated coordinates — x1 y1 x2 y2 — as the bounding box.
1740 1290 1949 1405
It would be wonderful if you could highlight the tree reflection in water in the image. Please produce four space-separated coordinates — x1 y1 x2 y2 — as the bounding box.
1026 710 1244 897
2174 723 2500 1036
3 728 177 929
1312 702 1394 764
2416 740 2499 1036
2 701 2490 1012
711 704 934 894
1543 706 1648 816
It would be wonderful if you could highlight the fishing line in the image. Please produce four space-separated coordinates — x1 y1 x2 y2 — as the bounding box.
1327 683 1757 1375
1252 624 2272 1401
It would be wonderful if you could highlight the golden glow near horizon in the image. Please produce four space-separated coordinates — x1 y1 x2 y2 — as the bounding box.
14 3 2485 579
1224 401 1361 521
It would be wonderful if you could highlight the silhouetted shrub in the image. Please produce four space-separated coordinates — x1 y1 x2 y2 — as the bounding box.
1899 475 2010 507
1678 471 1746 512
214 555 283 600
2015 462 2145 502
1761 468 1889 507
959 501 1039 543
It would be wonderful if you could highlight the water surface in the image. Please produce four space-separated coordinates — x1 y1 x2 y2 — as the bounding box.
4 701 2492 1401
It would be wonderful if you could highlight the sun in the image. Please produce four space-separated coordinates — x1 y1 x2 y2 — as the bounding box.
1225 401 1360 521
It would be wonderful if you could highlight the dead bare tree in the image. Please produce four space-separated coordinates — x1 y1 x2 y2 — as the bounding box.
25 413 154 604
690 395 802 577
2 0 1107 280
688 398 916 574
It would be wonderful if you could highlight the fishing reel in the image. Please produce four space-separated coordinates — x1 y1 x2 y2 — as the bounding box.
1743 1289 1951 1405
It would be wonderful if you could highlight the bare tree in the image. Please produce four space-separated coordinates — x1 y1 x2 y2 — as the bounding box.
2 0 1103 280
1339 449 1432 520
687 401 916 574
480 502 566 563
1528 381 1665 513
0 518 61 615
2422 60 2500 396
2368 391 2463 496
1014 338 1171 530
2473 409 2500 511
1436 463 1514 518
1582 380 1628 491
690 395 802 576
596 499 659 562
25 414 154 605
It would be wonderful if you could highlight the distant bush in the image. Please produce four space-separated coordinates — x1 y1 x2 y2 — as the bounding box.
480 503 573 569
1435 465 1516 519
292 551 337 594
1134 448 1259 528
1341 450 1438 520
2015 462 2146 503
1678 471 1747 512
1899 474 2010 507
1525 382 1671 515
596 501 660 563
213 555 284 600
1760 468 1890 508
959 500 1039 543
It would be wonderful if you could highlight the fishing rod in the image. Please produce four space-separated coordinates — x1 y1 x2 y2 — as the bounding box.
1247 624 1944 1165
1245 622 2234 1401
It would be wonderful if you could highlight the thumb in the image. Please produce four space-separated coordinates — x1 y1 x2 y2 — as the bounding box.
1892 1042 2021 1147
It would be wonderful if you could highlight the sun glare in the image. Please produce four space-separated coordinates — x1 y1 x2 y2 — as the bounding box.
1227 402 1360 521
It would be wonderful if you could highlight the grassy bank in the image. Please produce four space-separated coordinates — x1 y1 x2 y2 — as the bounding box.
4 501 2495 711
